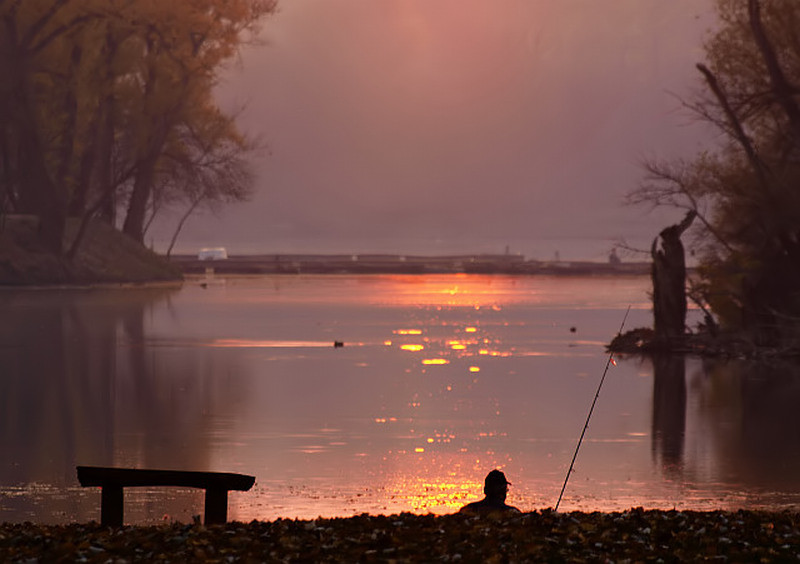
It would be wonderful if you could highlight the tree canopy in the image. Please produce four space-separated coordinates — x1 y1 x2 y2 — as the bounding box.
0 0 276 256
631 0 800 347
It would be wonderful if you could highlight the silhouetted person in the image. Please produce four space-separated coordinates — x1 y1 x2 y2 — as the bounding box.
459 470 521 514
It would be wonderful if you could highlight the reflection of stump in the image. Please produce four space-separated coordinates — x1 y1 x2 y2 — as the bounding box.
652 212 695 342
651 353 686 471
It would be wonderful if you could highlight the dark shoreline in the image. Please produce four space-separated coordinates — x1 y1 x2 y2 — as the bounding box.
3 509 799 562
169 253 651 276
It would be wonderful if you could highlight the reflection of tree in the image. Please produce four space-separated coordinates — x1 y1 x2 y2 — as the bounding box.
651 354 687 474
652 355 800 499
114 297 247 473
673 358 800 500
0 292 127 485
0 286 249 523
0 290 139 521
740 363 800 475
707 360 800 489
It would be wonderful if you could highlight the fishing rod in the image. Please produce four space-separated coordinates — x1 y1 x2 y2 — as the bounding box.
554 305 631 512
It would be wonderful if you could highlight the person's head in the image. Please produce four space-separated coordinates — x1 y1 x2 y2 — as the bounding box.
483 469 510 500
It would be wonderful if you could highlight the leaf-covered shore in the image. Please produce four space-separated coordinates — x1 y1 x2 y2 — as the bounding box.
0 217 181 285
3 508 800 562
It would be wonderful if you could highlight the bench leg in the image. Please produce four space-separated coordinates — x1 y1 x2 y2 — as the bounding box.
101 485 124 527
204 488 228 525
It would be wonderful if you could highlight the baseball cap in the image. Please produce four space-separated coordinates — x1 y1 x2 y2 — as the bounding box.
485 469 511 486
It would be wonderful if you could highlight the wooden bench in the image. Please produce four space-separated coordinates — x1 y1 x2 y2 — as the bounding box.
76 466 255 526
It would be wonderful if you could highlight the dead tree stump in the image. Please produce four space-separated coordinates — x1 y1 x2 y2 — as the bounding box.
651 211 695 343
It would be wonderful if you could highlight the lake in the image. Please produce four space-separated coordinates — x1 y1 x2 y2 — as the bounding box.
2 273 800 525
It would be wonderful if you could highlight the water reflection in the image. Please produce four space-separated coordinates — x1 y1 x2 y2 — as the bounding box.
0 286 249 522
3 275 800 524
651 353 687 473
685 359 800 491
643 354 800 510
0 288 181 476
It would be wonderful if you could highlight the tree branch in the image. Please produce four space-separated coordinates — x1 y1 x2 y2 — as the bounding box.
748 0 800 144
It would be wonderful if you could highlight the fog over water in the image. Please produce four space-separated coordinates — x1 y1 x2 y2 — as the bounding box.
149 1 718 260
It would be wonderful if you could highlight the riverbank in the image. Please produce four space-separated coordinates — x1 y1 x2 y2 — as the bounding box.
0 215 648 283
608 327 800 359
0 216 181 285
2 509 798 562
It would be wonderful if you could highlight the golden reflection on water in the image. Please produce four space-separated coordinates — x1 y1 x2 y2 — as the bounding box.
366 274 522 308
389 321 516 369
375 448 521 514
386 474 479 513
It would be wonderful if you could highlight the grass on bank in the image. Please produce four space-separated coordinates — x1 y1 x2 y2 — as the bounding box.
0 216 181 285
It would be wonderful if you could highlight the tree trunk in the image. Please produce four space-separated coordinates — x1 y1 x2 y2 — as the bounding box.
72 28 118 226
696 63 770 188
95 28 118 225
748 0 800 146
18 126 66 254
1 21 66 254
651 211 695 342
121 47 169 244
122 144 161 243
56 42 81 209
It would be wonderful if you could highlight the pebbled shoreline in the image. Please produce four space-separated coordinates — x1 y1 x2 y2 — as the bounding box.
2 508 799 562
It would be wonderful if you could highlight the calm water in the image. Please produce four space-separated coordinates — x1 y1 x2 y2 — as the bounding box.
2 274 800 525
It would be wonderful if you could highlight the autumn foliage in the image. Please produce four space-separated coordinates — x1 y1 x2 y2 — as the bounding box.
2 510 800 562
0 0 276 256
631 0 800 347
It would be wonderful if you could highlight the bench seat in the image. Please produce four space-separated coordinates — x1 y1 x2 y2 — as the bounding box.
77 466 255 526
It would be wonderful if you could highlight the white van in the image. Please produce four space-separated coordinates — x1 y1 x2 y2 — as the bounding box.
198 247 228 260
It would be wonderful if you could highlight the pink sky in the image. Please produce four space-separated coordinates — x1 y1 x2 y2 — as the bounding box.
152 0 718 260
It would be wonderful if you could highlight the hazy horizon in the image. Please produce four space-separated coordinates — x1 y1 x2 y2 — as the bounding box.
148 1 719 261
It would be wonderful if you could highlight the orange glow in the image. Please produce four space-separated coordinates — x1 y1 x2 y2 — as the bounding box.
386 326 507 361
363 274 533 308
211 339 332 348
469 366 480 372
382 471 483 513
465 327 478 333
395 329 423 335
377 456 515 514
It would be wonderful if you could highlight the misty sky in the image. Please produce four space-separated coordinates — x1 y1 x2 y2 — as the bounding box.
152 0 719 260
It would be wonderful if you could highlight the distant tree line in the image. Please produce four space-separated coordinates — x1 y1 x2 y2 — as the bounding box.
0 0 276 257
630 0 800 348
